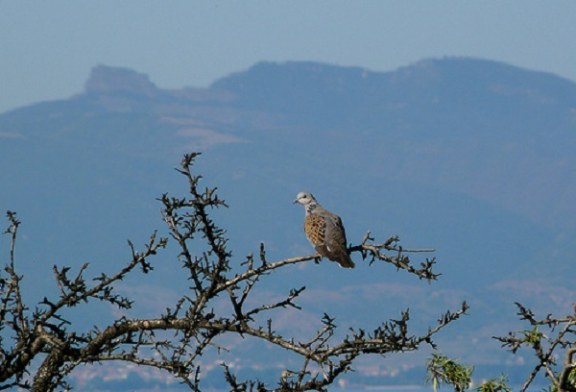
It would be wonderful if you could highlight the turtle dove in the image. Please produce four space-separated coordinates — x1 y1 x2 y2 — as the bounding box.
294 192 355 269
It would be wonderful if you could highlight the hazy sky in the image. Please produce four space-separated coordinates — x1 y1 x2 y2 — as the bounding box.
2 1 576 114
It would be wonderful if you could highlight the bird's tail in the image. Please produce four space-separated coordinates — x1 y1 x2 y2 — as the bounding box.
335 252 355 269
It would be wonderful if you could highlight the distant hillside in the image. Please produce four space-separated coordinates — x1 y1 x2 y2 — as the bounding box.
5 57 575 231
212 58 576 134
1 57 575 389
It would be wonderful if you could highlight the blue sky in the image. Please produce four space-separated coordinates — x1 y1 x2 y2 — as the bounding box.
1 1 576 114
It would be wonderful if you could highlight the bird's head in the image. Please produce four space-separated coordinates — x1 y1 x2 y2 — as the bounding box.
294 192 317 206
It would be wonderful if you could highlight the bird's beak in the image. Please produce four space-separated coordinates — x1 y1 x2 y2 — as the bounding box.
293 198 299 204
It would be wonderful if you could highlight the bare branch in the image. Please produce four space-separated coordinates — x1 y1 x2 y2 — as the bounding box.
350 232 439 280
494 303 576 392
0 153 463 391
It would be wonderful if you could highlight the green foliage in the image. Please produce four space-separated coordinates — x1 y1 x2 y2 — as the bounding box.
523 326 544 346
569 367 576 387
426 353 473 392
476 375 511 392
426 356 514 392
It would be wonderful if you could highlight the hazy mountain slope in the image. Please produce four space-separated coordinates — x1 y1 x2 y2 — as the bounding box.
1 57 575 388
212 58 576 229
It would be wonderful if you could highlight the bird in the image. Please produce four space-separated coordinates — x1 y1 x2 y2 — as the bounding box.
294 192 355 269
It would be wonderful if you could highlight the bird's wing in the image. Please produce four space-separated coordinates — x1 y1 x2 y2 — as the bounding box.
323 213 348 253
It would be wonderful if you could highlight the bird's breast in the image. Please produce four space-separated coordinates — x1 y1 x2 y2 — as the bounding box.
304 214 326 246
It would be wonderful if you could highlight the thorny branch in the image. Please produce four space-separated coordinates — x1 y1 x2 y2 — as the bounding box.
0 152 463 391
494 302 576 392
351 232 439 281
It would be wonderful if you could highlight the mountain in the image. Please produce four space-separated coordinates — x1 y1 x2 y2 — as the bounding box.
1 57 575 389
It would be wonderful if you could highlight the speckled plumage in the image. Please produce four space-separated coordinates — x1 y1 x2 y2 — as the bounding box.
294 192 355 269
